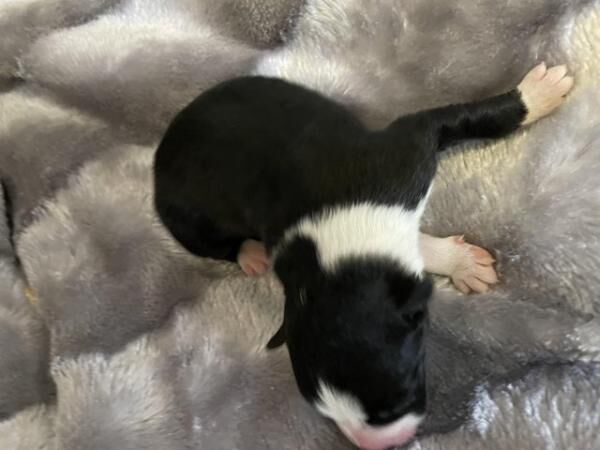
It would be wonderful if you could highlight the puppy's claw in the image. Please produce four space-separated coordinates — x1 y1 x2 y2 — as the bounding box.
527 61 547 81
454 279 471 295
558 76 575 96
462 276 490 294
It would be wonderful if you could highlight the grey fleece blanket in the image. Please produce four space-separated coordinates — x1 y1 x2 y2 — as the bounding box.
1 1 599 449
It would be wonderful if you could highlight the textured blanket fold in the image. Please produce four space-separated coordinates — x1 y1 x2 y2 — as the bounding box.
1 0 599 449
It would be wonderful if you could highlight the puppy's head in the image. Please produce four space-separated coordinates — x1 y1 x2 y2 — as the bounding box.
270 237 432 450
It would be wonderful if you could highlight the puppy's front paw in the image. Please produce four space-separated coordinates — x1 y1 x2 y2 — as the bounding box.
518 62 574 125
237 239 270 276
449 236 498 294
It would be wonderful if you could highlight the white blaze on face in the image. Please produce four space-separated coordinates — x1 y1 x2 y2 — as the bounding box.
316 382 424 450
316 381 367 426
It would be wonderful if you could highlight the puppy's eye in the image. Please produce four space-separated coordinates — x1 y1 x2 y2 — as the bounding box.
376 410 393 420
375 400 413 422
298 288 307 306
402 310 424 324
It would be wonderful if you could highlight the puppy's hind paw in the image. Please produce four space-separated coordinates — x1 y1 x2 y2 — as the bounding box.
518 62 574 125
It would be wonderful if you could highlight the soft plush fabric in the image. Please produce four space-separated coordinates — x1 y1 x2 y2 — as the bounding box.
0 0 599 448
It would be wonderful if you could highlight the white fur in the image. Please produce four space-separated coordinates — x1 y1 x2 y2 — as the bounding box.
419 233 498 294
316 382 366 426
517 62 574 125
316 381 424 448
279 197 430 276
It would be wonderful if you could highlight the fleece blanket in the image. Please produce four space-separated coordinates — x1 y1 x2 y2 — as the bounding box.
1 1 599 449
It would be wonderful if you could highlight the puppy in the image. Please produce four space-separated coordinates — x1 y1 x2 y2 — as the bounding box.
153 62 572 450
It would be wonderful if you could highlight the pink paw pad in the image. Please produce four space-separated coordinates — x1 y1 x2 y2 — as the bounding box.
237 239 270 276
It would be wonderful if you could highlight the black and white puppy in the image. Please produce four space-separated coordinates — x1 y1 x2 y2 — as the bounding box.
153 63 572 450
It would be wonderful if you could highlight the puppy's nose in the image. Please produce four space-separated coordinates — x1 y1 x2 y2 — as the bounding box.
340 423 418 450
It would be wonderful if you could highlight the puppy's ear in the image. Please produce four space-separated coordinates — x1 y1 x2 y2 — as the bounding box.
268 237 320 350
407 277 433 309
403 277 433 323
388 275 433 322
266 322 286 349
273 237 321 291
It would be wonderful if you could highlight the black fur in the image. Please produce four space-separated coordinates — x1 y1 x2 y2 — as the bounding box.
153 76 527 425
274 236 431 425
